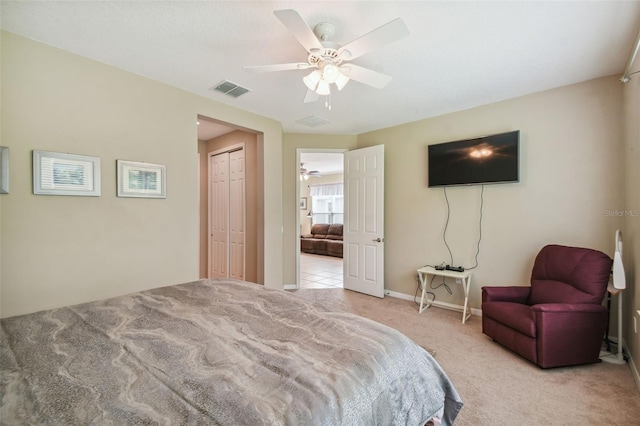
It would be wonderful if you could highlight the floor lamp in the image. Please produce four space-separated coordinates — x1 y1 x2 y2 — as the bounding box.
600 229 626 364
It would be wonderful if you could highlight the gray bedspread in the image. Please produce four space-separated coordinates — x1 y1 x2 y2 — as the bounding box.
1 279 462 425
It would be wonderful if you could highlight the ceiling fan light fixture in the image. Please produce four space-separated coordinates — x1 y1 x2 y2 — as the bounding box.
303 70 322 90
316 79 331 96
335 72 350 91
322 63 340 83
300 162 317 180
246 10 409 108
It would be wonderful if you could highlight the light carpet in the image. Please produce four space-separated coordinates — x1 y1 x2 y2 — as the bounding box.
291 288 640 425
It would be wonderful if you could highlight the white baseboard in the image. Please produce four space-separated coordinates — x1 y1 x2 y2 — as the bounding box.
289 284 482 317
625 339 640 393
384 289 482 317
384 289 414 301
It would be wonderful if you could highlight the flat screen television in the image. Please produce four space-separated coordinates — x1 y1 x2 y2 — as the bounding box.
428 130 520 187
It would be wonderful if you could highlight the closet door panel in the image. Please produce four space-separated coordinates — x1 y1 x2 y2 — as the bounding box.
229 150 245 280
209 153 229 278
208 148 245 280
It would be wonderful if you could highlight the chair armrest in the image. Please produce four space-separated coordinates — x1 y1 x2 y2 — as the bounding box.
301 234 313 239
531 303 607 314
482 286 530 304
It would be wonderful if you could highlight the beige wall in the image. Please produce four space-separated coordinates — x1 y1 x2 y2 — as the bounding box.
0 32 283 318
623 60 640 380
357 76 624 308
198 130 259 283
283 134 358 284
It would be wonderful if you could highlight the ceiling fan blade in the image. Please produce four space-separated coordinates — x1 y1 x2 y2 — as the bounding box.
243 63 312 73
340 64 392 89
338 18 409 60
303 89 320 103
274 9 323 53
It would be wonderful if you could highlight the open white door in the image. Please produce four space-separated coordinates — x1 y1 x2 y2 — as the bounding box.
343 145 384 298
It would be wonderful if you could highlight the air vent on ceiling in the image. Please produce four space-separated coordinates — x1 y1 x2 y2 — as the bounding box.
296 115 330 127
210 80 251 98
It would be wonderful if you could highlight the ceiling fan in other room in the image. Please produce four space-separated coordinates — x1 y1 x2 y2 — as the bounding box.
300 163 321 181
244 9 409 107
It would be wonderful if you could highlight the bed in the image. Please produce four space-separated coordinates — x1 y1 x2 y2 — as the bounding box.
0 279 463 425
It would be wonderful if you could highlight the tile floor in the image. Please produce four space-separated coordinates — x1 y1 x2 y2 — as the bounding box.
299 252 343 289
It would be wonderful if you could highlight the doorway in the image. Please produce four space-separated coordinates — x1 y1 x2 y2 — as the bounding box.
297 149 345 289
296 145 386 298
197 115 261 284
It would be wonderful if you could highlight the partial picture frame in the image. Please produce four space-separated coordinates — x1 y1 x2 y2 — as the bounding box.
117 160 166 198
0 147 9 194
33 150 101 196
299 197 307 210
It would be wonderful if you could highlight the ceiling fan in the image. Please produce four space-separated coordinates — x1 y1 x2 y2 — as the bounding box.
300 163 321 180
244 9 409 104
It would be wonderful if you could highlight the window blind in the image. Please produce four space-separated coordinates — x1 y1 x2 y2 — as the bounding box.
309 183 343 197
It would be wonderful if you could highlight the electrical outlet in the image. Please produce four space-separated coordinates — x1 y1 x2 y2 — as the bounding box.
455 278 462 284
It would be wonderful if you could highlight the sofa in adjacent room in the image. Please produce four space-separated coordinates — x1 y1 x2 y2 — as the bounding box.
300 223 343 258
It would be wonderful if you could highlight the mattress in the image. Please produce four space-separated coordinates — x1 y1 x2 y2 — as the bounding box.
0 279 462 425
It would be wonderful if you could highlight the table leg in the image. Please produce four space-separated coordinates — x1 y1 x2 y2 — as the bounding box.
462 275 472 324
418 272 431 313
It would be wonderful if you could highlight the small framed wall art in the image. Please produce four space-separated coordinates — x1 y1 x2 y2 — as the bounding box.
33 150 101 196
117 160 166 198
0 147 9 194
299 197 307 210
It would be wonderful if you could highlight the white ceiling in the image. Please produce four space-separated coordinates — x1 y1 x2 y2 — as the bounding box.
197 118 237 141
300 152 344 176
2 1 639 141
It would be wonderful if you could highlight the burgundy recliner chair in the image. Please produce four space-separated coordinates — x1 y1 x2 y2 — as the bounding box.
482 244 612 368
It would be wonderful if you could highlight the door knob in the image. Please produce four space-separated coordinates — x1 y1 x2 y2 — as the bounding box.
373 238 383 242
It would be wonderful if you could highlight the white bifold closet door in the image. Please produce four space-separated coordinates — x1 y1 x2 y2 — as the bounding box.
209 148 245 280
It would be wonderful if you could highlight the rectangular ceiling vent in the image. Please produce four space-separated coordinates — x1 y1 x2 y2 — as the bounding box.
210 80 250 98
296 115 330 127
